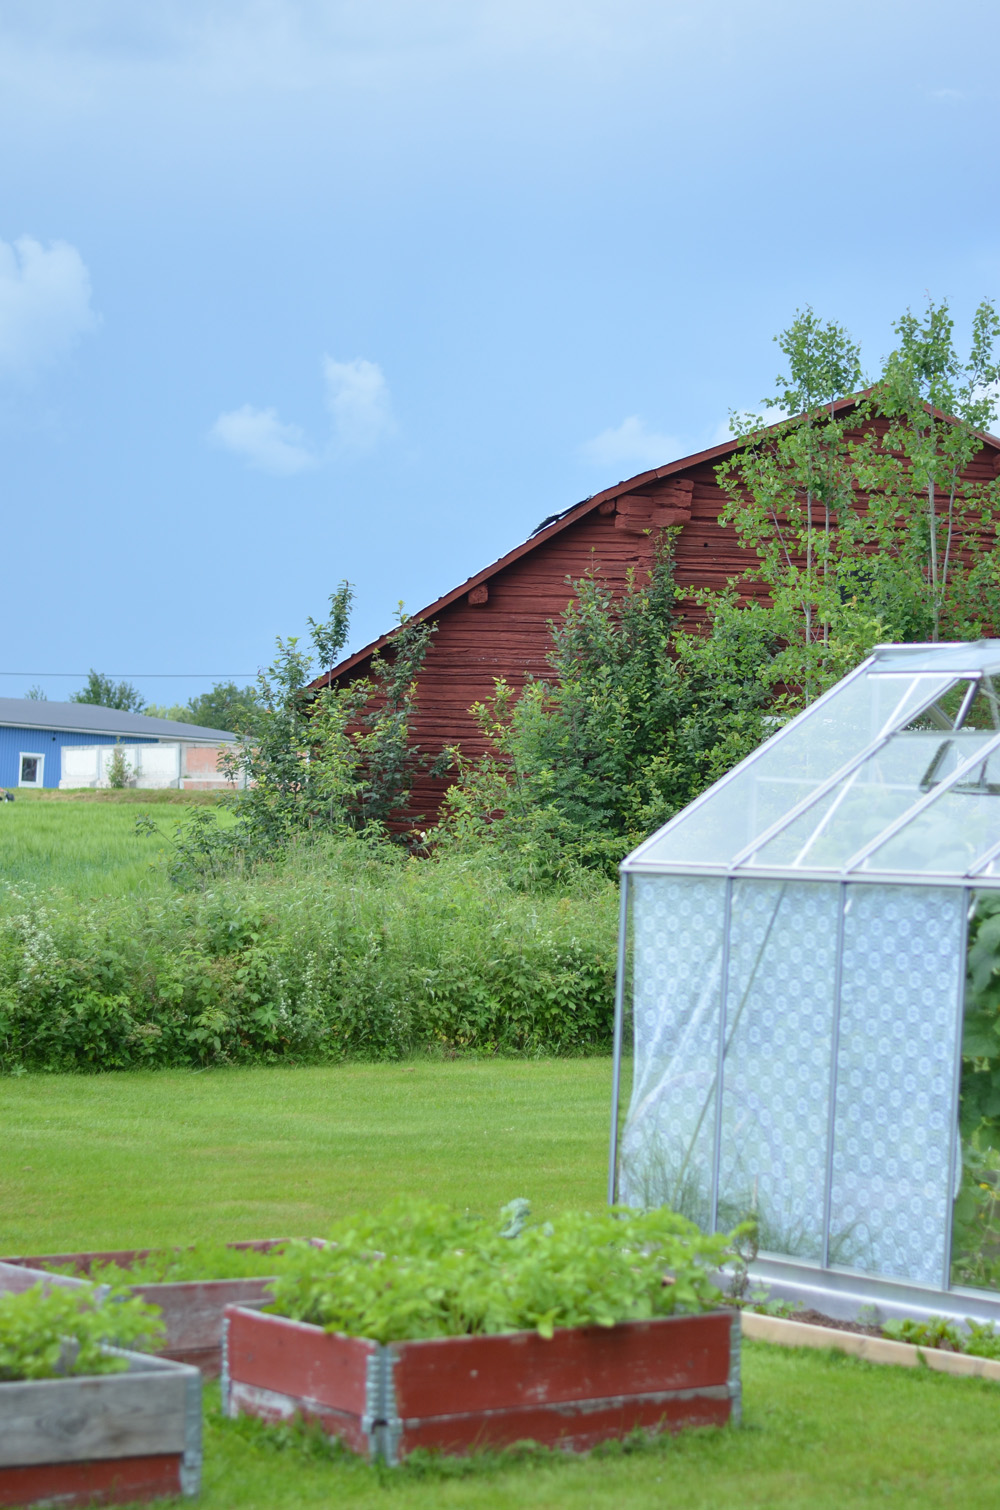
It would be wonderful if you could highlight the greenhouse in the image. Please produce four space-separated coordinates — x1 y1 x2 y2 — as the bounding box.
609 641 1000 1323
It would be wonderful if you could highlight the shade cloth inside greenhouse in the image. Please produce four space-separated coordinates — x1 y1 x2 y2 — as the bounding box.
617 642 1000 1293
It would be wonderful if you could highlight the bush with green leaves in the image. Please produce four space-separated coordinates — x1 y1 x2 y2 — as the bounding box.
0 836 616 1072
267 1199 731 1343
431 539 779 881
0 1283 164 1381
171 584 436 878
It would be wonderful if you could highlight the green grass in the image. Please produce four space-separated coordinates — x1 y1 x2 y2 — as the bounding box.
0 793 230 901
4 1061 999 1506
0 1061 620 1253
193 1350 1000 1509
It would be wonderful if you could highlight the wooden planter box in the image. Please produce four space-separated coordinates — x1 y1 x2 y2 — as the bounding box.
0 1349 201 1508
1 1241 289 1376
741 1310 1000 1380
223 1303 740 1464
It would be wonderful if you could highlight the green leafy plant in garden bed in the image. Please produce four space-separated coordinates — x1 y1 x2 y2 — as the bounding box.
267 1199 732 1343
59 1241 290 1286
0 1283 163 1381
882 1315 1000 1360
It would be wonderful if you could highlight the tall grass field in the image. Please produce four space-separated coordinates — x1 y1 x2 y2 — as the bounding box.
0 789 230 900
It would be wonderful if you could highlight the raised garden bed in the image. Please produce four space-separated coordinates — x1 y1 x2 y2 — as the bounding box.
0 1240 291 1376
741 1310 1000 1380
223 1302 741 1463
0 1349 201 1509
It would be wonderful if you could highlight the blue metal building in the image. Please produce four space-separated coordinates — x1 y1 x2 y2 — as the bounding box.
0 700 234 791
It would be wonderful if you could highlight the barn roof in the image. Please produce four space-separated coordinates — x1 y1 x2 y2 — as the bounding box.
0 698 237 743
316 398 1000 687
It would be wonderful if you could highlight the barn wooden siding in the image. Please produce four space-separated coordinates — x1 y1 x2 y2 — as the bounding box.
319 414 1000 828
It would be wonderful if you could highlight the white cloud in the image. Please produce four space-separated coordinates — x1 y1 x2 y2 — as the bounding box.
212 354 394 475
209 404 317 475
581 415 680 470
323 355 394 452
0 235 98 379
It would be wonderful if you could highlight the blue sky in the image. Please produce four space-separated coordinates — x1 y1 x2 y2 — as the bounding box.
1 1 997 706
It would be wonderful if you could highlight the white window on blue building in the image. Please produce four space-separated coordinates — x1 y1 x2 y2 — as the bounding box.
19 753 44 788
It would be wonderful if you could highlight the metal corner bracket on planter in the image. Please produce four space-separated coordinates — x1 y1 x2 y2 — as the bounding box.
221 1303 741 1464
0 1349 201 1509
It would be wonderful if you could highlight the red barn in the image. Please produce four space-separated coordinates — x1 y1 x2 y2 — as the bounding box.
317 408 1000 826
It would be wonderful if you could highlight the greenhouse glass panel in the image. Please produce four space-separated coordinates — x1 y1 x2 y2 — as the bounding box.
716 881 840 1260
613 642 1000 1322
619 875 726 1226
746 729 997 874
633 669 960 868
827 885 965 1288
858 744 1000 878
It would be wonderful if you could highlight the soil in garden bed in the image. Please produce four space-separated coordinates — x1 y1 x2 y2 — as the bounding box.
752 1307 975 1352
792 1308 882 1338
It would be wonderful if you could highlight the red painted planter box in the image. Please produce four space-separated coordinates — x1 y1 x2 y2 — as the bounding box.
223 1304 740 1463
1 1240 290 1376
0 1348 201 1508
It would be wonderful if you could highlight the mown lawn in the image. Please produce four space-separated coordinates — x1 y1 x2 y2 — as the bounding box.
4 1063 998 1507
1 1060 619 1253
196 1349 1000 1509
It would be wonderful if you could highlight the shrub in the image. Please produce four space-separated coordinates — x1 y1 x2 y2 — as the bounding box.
431 539 778 881
0 838 617 1073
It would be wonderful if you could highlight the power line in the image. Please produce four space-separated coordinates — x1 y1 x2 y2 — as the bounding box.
0 672 257 679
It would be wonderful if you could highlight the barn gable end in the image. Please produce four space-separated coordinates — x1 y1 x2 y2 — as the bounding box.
316 406 1000 827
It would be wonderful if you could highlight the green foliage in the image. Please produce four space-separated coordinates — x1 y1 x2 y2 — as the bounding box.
0 1282 163 1381
0 837 616 1072
744 1293 803 1320
944 892 1000 1287
881 1314 1000 1360
962 1319 1000 1359
852 298 1000 645
186 682 259 733
766 305 865 414
105 742 132 790
146 683 259 733
71 670 146 712
960 894 1000 1143
268 1199 730 1343
143 701 190 722
82 1241 287 1286
432 540 778 880
715 299 1000 706
882 1315 964 1351
195 583 434 872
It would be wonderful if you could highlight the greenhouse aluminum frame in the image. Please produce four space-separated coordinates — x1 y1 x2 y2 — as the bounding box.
608 642 1000 1327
